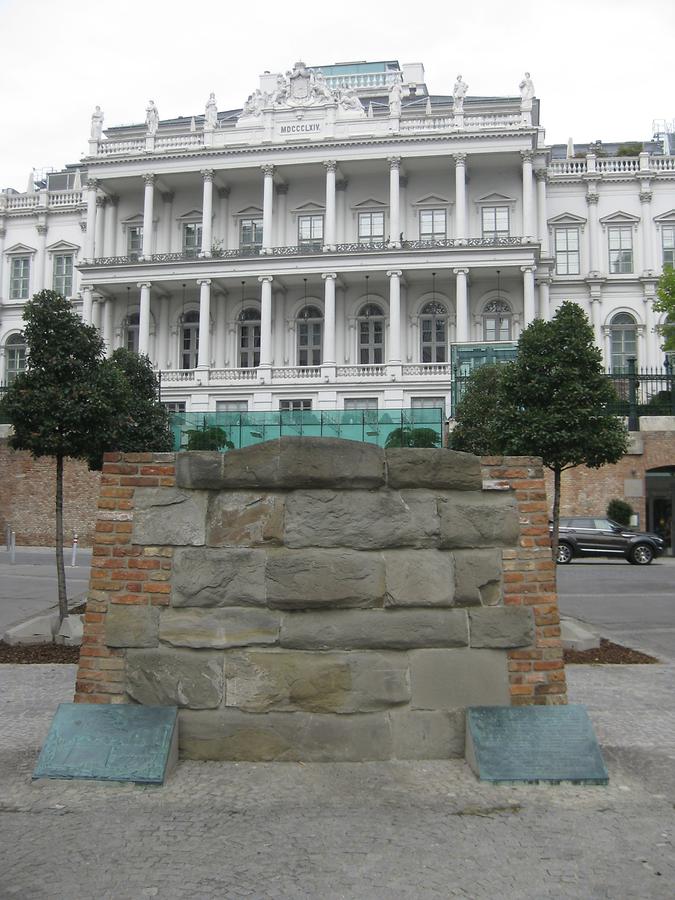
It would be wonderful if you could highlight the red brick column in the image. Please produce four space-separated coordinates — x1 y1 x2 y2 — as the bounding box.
482 456 567 706
74 452 176 704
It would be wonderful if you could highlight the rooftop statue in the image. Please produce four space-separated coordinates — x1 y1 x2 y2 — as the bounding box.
338 87 365 115
205 92 218 130
519 72 535 103
453 75 468 112
90 105 104 140
242 89 265 117
145 100 159 135
389 80 403 117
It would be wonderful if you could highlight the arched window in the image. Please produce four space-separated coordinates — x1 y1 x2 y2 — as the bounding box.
238 307 260 369
482 299 512 342
357 303 385 365
610 312 637 372
181 310 200 370
123 312 140 353
5 333 26 384
297 305 323 367
420 301 447 363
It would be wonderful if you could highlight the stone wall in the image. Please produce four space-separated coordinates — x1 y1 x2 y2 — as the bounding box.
74 440 567 762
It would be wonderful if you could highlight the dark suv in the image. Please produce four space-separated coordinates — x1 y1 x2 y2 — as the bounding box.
554 517 665 565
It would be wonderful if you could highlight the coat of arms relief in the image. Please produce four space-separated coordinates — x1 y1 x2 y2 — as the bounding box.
240 61 366 119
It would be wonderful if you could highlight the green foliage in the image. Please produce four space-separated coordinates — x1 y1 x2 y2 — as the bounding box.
607 498 633 526
616 142 643 157
186 424 234 451
450 364 510 455
384 427 441 448
654 267 675 353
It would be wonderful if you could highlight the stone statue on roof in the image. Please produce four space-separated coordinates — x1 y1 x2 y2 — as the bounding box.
338 87 365 115
205 92 218 130
519 72 535 103
145 100 159 135
389 81 403 117
90 105 104 140
453 75 468 112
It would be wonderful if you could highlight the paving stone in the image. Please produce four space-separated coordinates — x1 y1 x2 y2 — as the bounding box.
132 487 208 546
438 491 520 548
225 649 410 713
383 550 454 606
126 647 224 708
160 607 280 649
171 547 266 608
385 448 482 491
105 604 159 648
265 548 385 609
390 709 465 759
468 607 535 648
206 492 285 547
453 549 503 606
409 648 510 709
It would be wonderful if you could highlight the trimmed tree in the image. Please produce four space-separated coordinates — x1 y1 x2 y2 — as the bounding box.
449 364 510 455
654 266 675 354
384 426 441 448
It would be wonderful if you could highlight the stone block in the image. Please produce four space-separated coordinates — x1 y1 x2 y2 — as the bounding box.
386 448 482 491
55 613 84 647
266 549 385 609
160 607 280 649
175 452 223 490
171 547 266 607
132 487 208 546
438 491 520 549
280 608 468 650
409 648 510 709
284 490 438 549
2 611 59 645
390 709 465 759
179 708 393 761
453 549 503 606
383 550 454 606
126 647 224 709
225 649 410 713
206 492 285 547
105 604 159 648
469 607 535 649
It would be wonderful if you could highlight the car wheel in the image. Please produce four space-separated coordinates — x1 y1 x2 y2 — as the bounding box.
630 543 654 565
556 542 573 564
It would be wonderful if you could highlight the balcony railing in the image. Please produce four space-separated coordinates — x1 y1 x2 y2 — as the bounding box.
159 362 451 387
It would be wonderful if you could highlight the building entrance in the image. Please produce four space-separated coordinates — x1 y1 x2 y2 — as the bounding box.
646 466 675 555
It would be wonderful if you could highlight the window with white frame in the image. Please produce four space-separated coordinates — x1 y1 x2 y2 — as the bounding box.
53 253 74 296
662 225 675 269
216 400 249 413
163 401 186 415
358 303 385 365
296 306 323 367
482 299 513 342
411 397 445 412
298 215 324 250
610 312 637 372
344 398 378 410
127 226 143 257
10 257 30 299
240 218 263 250
238 307 260 368
358 212 385 244
280 399 312 411
124 312 140 353
181 310 200 369
608 226 633 274
183 223 202 257
420 301 448 363
419 209 446 241
481 207 510 239
554 227 580 275
4 333 26 384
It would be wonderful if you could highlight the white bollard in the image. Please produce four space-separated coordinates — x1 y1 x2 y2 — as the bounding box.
70 534 78 568
10 529 16 565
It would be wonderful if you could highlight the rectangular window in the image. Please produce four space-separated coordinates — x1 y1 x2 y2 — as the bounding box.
183 223 202 257
411 397 445 411
216 400 249 412
298 215 324 250
163 402 186 414
10 257 30 299
127 226 143 257
53 254 74 296
419 209 446 241
481 207 510 239
344 398 378 410
554 227 580 275
608 226 633 274
358 212 385 243
662 225 675 269
240 218 263 250
280 399 312 411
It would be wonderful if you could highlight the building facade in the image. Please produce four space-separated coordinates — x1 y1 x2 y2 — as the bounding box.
1 60 674 418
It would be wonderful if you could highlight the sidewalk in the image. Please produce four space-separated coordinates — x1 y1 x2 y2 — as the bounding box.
0 661 673 899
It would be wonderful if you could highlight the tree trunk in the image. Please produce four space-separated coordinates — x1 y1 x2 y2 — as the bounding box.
551 465 562 565
55 454 68 625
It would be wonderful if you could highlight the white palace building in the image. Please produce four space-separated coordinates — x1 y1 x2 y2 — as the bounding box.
1 59 674 424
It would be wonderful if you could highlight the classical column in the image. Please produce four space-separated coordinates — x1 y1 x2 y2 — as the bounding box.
103 299 114 357
81 285 94 324
214 289 227 369
336 180 348 243
535 169 549 255
258 275 273 366
537 274 551 321
324 161 337 250
388 157 401 247
161 191 174 254
322 273 337 367
454 268 469 342
105 195 118 257
92 296 102 330
138 282 152 355
141 174 155 258
36 224 48 289
261 165 274 253
0 224 6 298
84 179 98 260
399 175 408 242
521 150 534 241
586 191 600 274
95 196 107 257
218 187 230 250
643 284 658 366
387 270 402 365
639 188 653 274
522 265 536 324
197 279 211 368
275 184 288 247
200 169 214 256
454 154 467 240
157 296 170 369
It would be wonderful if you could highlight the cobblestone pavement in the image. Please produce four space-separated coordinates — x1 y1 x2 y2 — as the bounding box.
1 664 674 900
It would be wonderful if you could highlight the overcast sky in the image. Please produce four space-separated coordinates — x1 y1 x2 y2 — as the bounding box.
1 0 674 191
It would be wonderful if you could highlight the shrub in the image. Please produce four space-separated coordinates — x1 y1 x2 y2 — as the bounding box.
607 498 633 526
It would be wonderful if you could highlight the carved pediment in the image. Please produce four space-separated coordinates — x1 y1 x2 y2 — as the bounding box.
412 194 451 208
290 201 325 215
4 242 36 255
176 209 203 221
475 192 516 206
234 205 263 217
653 208 675 224
351 198 388 211
547 212 587 230
46 240 81 253
599 210 640 226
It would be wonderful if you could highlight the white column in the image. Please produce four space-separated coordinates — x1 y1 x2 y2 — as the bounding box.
261 165 274 253
537 276 551 321
275 184 288 247
388 157 401 247
197 279 211 368
138 281 152 355
324 161 337 250
158 296 170 369
603 326 612 367
218 187 230 250
103 298 114 356
336 180 347 243
643 288 657 366
521 151 534 241
322 273 337 366
214 290 227 369
387 270 402 365
81 285 94 324
104 196 116 257
95 196 106 258
522 265 536 324
200 169 214 256
454 268 469 341
84 179 98 260
586 192 599 273
258 275 273 366
0 224 6 299
91 296 102 331
639 188 653 274
161 192 174 254
36 224 48 289
535 169 549 255
454 154 466 240
141 174 155 258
